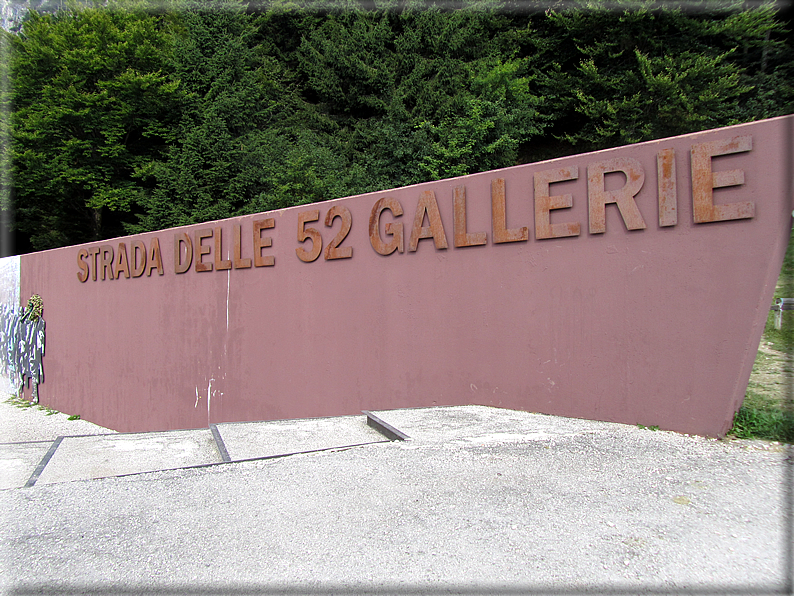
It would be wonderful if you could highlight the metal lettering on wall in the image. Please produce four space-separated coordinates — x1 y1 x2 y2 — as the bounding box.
73 135 755 282
29 117 789 437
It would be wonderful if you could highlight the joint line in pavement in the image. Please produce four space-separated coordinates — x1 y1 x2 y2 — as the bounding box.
362 411 410 441
24 435 63 488
209 424 231 462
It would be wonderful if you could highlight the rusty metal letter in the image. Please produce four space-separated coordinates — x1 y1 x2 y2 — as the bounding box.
296 210 322 263
131 240 147 277
114 243 131 279
174 233 192 274
453 186 487 248
214 227 232 271
657 149 677 227
491 178 528 243
691 135 754 224
87 247 100 281
253 218 275 267
77 249 89 283
369 197 404 256
408 191 448 252
195 229 213 272
233 224 252 269
534 166 580 240
324 205 353 260
587 157 646 234
100 245 115 281
147 237 164 276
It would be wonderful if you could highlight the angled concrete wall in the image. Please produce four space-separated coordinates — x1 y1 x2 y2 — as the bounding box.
13 116 794 436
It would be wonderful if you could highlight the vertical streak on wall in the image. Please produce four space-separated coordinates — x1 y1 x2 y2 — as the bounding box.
207 377 213 427
217 253 231 423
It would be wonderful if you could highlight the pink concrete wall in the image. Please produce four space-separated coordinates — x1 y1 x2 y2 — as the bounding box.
19 116 793 436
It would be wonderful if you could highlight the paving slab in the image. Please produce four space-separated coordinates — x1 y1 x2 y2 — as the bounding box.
370 404 619 443
0 440 52 490
34 429 221 485
216 415 388 461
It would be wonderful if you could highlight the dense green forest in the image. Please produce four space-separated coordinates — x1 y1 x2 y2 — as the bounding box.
1 0 792 254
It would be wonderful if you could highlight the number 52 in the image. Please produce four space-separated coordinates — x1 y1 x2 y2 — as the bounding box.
296 206 353 262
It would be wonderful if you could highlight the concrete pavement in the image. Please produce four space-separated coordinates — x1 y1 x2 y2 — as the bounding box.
0 397 791 595
0 397 393 488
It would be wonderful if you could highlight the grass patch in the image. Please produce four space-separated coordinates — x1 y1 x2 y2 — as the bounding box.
731 390 794 442
728 228 794 442
5 394 34 409
759 311 794 353
4 394 59 416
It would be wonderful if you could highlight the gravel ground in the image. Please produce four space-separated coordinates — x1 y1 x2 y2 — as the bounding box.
0 393 116 442
1 401 791 595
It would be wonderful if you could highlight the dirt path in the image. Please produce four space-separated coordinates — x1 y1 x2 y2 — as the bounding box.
747 342 792 406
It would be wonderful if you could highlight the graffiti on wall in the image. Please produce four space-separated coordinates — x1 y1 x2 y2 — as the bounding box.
0 294 45 403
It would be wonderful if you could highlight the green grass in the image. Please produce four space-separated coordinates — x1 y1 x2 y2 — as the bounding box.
4 394 82 419
5 394 35 409
727 228 794 443
730 390 794 442
759 311 792 353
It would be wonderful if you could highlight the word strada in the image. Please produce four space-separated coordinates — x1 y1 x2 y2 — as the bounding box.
77 135 753 282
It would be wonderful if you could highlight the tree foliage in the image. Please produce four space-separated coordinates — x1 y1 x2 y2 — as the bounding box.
528 2 778 151
8 1 181 248
4 0 793 251
132 0 276 230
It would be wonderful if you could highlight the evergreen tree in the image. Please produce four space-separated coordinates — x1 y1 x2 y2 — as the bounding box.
5 0 792 249
525 0 794 159
132 0 269 230
289 2 549 187
133 0 369 229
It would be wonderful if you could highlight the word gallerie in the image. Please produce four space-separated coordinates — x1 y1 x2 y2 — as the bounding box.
76 135 753 282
